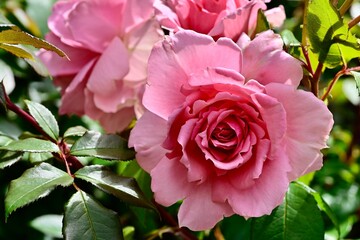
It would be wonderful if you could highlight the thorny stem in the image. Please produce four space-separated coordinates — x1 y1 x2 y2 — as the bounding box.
339 0 354 16
301 44 325 97
5 94 54 142
321 66 360 101
301 45 314 75
5 94 84 172
349 14 360 29
153 200 198 240
311 63 324 97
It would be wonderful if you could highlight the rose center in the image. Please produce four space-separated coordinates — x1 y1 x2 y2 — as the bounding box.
211 122 236 142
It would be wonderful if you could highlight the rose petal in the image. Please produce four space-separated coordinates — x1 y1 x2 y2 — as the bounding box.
144 30 242 119
265 83 334 180
39 33 97 76
239 30 303 86
67 0 124 52
129 111 168 172
124 19 163 82
87 37 130 112
264 5 286 28
122 0 155 34
59 59 97 115
209 1 266 40
151 156 192 206
178 181 233 230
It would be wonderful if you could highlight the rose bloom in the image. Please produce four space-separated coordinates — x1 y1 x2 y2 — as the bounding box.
39 0 163 132
129 30 334 230
154 0 285 41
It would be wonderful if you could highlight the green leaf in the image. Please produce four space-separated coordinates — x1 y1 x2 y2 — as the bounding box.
0 138 59 153
305 0 360 68
295 181 340 238
0 43 33 59
251 182 325 240
254 9 270 36
30 214 63 238
281 29 301 48
63 190 123 240
0 134 23 168
0 28 67 58
123 226 135 240
350 71 360 96
63 126 88 139
5 162 73 220
75 165 154 209
70 131 135 160
0 151 22 169
29 152 53 163
25 100 59 141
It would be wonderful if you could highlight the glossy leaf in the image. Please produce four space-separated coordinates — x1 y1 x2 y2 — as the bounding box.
281 29 301 48
0 27 67 58
70 131 135 160
305 0 359 68
254 9 269 36
30 214 63 238
0 43 33 59
0 151 22 169
5 163 73 220
0 138 59 153
295 181 340 238
25 100 59 141
350 71 360 96
63 190 123 240
0 134 22 168
63 126 88 139
75 165 154 209
29 152 53 163
251 182 325 240
123 226 135 240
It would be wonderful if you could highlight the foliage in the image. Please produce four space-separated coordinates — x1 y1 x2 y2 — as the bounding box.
0 0 359 239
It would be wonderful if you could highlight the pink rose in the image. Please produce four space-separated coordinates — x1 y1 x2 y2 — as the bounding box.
39 0 163 132
129 30 333 230
154 0 285 41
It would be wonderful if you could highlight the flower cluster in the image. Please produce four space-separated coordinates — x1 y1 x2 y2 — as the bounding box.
41 0 334 231
39 0 163 132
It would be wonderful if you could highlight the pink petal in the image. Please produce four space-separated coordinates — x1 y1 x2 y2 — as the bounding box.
83 90 136 133
59 59 96 115
151 156 192 206
144 30 242 119
98 107 136 133
154 0 182 32
264 5 286 28
265 83 334 180
124 19 163 82
188 67 245 88
143 37 188 119
129 111 168 172
67 0 124 52
87 37 130 112
209 1 266 40
39 33 97 76
252 91 287 158
172 31 242 76
48 1 82 48
121 0 155 34
178 181 233 230
239 30 303 86
214 150 291 217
